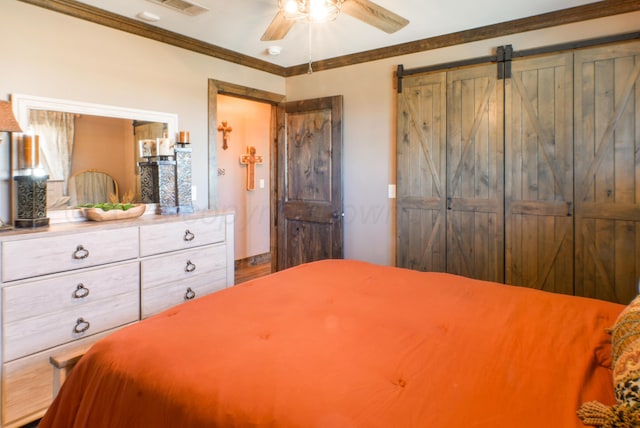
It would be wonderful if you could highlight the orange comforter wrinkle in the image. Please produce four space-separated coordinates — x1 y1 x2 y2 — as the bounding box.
40 260 624 428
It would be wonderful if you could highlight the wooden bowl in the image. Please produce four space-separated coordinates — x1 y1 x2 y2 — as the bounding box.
81 204 146 222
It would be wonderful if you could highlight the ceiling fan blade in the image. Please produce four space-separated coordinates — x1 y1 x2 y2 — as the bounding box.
341 0 409 34
261 10 297 41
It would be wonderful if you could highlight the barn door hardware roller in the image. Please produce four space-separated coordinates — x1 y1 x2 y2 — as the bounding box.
497 44 513 80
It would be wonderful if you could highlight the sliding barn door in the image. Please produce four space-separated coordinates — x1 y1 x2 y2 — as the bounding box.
504 53 575 294
397 72 447 271
574 41 640 304
446 65 504 282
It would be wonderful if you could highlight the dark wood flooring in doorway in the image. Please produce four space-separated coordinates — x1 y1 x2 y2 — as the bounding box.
235 253 272 284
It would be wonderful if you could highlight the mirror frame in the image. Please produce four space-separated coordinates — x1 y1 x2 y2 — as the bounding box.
10 93 178 223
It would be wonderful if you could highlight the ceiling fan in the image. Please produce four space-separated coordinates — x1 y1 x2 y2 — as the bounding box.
261 0 410 41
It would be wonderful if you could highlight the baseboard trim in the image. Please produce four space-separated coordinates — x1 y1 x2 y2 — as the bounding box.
235 252 271 269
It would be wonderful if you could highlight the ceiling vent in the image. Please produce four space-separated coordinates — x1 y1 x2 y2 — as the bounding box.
145 0 209 16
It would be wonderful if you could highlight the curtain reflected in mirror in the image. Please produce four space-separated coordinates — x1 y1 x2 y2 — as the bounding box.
28 110 77 193
68 170 118 207
134 121 166 142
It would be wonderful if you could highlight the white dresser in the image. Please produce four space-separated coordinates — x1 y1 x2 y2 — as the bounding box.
0 210 234 428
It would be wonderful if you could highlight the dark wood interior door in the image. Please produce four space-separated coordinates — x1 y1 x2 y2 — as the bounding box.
276 96 343 270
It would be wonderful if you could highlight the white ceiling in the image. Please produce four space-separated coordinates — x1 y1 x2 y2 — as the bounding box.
74 0 601 67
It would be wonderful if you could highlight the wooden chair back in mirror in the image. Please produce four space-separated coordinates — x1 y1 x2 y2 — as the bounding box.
68 170 118 207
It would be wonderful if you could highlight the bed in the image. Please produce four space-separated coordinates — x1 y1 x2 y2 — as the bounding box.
39 259 637 428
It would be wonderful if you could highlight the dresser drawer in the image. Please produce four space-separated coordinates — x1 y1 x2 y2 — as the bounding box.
2 329 116 427
142 269 227 318
3 262 139 324
1 227 139 282
3 291 139 361
141 244 227 289
139 216 226 256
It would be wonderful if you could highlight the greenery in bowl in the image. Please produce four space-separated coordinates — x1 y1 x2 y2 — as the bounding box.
78 202 136 211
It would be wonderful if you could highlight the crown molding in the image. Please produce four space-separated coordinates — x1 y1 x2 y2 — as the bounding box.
286 0 640 75
18 0 640 78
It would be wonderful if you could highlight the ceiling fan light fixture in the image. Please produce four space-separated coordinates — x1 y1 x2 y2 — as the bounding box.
279 0 343 23
261 0 409 42
283 0 300 15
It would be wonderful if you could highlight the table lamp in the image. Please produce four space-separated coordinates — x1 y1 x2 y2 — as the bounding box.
0 100 22 138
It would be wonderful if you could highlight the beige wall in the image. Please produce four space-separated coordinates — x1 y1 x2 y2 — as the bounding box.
285 11 640 266
216 95 271 260
1 0 639 267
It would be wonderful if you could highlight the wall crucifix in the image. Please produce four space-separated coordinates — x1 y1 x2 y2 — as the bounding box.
240 146 263 191
218 121 233 150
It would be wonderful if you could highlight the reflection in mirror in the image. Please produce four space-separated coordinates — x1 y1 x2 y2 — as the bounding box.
27 110 75 191
68 170 118 207
29 112 167 209
11 94 178 213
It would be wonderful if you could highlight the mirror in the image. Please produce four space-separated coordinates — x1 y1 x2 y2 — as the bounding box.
68 170 118 207
11 94 178 213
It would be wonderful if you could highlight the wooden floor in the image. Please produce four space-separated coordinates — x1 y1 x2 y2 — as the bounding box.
235 257 272 284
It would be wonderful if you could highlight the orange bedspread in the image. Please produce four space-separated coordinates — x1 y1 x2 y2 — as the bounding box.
40 260 624 428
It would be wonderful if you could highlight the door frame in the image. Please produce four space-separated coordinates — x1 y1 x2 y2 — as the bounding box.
208 79 286 273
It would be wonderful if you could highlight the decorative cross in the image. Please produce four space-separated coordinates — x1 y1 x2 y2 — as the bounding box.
240 146 263 191
218 121 233 150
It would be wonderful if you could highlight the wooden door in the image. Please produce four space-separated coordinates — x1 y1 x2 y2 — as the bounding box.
446 64 504 282
504 53 575 294
574 41 640 304
396 72 447 271
276 96 343 270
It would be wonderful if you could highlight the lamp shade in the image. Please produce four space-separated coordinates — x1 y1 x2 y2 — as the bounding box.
0 101 22 132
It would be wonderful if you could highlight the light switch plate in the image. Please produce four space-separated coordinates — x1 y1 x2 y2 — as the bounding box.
388 184 396 199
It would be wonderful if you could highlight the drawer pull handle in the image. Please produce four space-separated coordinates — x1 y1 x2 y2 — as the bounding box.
184 229 195 242
73 245 90 260
185 260 196 273
73 318 90 334
184 287 196 300
72 284 90 299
